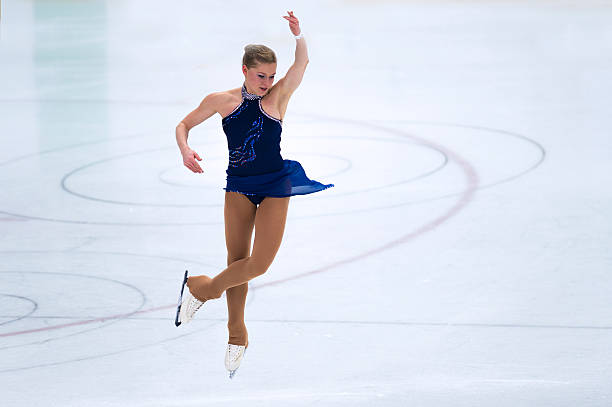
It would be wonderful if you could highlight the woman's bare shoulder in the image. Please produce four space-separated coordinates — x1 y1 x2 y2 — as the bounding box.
214 87 241 104
212 87 241 100
212 87 244 118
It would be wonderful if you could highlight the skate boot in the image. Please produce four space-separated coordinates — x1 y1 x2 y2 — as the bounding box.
175 270 206 326
225 341 249 379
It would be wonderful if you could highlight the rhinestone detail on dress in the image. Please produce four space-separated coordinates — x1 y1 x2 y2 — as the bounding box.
241 83 262 100
228 116 264 167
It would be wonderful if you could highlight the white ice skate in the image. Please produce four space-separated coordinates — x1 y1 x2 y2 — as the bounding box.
175 270 206 326
225 342 248 379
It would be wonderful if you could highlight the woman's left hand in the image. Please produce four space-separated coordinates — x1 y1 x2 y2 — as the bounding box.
282 10 301 36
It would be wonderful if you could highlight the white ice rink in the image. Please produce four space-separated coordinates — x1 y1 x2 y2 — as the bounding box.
1 0 611 405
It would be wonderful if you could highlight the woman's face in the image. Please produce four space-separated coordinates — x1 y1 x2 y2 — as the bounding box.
243 62 277 96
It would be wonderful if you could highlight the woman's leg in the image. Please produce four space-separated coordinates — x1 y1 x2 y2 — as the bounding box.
187 195 290 300
223 192 256 347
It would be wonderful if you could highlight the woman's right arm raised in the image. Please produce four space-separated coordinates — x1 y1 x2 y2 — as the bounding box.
175 93 220 173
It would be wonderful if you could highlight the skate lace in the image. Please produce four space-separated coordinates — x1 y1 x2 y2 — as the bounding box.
186 295 203 317
228 344 245 362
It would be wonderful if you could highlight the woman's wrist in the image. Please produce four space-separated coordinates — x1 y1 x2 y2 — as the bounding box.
179 143 191 155
294 32 303 39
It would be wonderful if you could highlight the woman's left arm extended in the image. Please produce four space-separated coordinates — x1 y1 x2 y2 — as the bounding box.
279 11 308 98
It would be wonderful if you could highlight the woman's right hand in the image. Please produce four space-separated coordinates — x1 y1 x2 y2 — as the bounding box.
181 147 203 173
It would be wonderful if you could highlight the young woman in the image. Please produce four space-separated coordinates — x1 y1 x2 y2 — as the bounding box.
174 11 333 378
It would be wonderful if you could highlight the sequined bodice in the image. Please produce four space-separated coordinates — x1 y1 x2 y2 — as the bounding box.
221 83 284 176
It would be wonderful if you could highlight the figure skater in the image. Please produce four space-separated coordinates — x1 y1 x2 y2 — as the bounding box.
174 11 333 378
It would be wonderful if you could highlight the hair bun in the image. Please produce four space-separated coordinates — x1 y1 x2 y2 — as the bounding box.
242 44 277 68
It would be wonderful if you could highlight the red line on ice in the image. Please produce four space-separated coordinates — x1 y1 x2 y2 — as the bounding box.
0 122 478 338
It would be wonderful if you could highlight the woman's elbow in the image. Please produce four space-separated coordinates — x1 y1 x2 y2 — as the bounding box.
176 121 190 132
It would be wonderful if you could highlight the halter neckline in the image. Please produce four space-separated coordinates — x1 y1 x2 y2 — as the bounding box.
241 83 262 100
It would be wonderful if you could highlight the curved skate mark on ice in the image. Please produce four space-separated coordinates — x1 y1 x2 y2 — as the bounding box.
61 149 356 207
158 150 354 189
255 120 480 289
0 320 220 373
0 125 471 340
382 119 547 191
0 274 256 373
0 126 475 346
0 294 38 327
0 305 165 340
62 136 442 206
0 118 543 225
282 117 545 216
0 121 542 349
0 271 147 348
59 146 221 208
0 132 149 168
0 251 216 341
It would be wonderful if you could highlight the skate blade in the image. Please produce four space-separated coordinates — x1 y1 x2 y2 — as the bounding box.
174 270 189 327
227 346 247 379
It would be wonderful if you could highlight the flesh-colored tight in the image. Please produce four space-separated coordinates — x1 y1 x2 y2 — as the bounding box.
187 192 290 346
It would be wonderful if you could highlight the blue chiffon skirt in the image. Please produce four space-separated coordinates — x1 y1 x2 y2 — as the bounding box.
224 159 334 197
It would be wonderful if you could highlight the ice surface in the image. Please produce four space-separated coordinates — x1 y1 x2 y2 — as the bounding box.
1 0 611 405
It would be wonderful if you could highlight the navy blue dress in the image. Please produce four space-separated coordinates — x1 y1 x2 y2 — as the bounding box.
222 83 334 206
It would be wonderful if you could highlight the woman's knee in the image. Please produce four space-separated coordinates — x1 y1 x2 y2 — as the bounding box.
227 254 248 266
247 256 271 277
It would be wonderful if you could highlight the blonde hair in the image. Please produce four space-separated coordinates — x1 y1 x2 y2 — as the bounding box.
242 44 277 69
